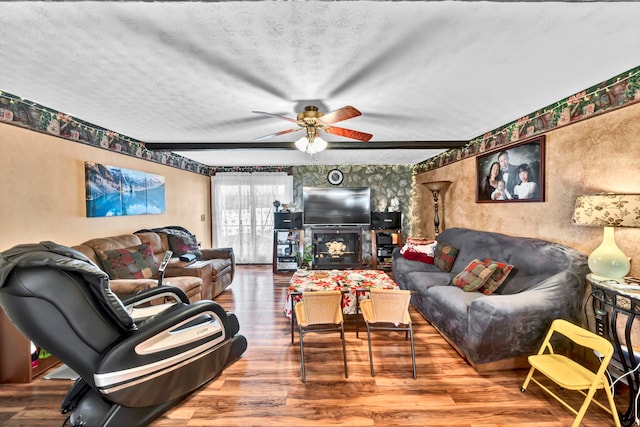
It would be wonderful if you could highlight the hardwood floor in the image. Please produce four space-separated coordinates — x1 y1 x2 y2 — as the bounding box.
0 265 623 426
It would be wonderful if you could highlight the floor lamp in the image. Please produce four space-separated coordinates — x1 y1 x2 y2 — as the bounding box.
423 181 452 237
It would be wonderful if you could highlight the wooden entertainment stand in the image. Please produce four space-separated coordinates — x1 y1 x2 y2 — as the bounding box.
272 211 402 272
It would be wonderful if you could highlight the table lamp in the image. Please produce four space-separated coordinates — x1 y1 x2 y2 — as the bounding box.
423 181 452 237
571 194 640 283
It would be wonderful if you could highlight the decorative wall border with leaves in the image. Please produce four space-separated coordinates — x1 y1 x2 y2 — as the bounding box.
414 65 640 175
0 90 302 176
0 91 212 176
3 65 638 177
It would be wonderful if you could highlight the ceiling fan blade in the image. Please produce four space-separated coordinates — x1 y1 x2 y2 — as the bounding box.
252 111 299 124
317 105 361 125
323 126 373 142
255 128 302 141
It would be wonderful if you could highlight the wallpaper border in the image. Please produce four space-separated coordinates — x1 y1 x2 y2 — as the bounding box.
3 65 638 176
413 65 640 174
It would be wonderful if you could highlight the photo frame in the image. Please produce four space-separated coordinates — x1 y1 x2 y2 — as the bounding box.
476 136 545 203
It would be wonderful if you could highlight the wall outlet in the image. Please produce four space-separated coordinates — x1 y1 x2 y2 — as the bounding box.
595 309 608 337
200 214 206 221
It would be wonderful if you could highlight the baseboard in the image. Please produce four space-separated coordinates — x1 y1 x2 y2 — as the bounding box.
469 356 529 372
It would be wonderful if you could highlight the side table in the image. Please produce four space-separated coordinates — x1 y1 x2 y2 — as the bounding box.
584 274 640 426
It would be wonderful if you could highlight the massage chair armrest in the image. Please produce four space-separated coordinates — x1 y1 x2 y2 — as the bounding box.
95 300 238 407
97 300 233 372
120 286 190 321
109 279 156 299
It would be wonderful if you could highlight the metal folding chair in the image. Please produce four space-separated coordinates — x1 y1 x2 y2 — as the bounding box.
521 319 621 427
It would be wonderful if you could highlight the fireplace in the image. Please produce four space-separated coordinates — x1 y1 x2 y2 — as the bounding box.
311 228 362 270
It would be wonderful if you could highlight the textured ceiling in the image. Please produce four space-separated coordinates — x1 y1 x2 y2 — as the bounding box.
1 1 639 166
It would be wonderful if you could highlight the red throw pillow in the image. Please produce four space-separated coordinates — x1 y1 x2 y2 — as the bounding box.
402 248 434 264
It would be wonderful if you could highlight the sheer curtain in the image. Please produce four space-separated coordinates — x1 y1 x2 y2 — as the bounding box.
211 172 293 264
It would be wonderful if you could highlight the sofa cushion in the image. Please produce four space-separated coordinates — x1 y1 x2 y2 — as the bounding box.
99 243 159 280
167 233 203 258
479 258 515 295
136 231 167 253
433 242 459 272
452 259 498 292
422 285 484 348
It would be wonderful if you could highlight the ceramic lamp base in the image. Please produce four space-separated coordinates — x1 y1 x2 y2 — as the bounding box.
588 226 630 283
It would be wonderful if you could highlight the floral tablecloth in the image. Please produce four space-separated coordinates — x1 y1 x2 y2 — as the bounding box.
284 269 398 318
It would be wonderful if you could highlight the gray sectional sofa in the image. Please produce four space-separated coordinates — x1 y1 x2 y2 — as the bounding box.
392 227 589 371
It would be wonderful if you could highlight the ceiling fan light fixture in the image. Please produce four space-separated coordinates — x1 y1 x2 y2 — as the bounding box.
295 136 327 155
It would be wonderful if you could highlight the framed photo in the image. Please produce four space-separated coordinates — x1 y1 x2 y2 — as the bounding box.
476 136 545 203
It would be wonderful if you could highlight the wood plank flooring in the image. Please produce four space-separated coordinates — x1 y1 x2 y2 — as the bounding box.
0 265 624 426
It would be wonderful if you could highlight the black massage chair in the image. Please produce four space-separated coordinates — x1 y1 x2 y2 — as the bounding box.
0 241 247 426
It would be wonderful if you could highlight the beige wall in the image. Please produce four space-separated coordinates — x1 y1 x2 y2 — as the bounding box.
3 102 639 276
414 102 640 278
0 124 212 251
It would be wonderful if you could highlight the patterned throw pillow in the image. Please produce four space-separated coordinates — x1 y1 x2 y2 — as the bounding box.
479 258 514 295
433 242 459 272
99 243 159 280
452 259 499 292
167 233 203 258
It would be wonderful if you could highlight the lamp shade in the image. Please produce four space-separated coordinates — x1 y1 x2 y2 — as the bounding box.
422 181 452 236
423 181 452 193
571 194 640 227
572 194 639 283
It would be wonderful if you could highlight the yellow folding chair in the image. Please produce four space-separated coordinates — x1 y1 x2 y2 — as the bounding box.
521 318 621 427
294 290 348 383
360 288 416 379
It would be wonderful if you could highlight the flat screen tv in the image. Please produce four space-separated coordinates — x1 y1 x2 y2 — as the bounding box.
303 187 371 226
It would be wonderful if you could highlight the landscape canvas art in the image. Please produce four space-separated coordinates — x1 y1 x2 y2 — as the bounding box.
85 162 166 217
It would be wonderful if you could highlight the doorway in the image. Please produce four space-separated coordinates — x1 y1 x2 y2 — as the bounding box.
211 173 293 264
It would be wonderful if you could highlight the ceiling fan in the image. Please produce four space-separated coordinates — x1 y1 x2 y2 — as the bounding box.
252 105 373 154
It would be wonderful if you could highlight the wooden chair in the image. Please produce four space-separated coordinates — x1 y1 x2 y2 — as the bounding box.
360 288 416 379
521 319 621 427
294 291 348 383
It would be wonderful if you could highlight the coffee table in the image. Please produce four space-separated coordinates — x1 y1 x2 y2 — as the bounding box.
284 269 398 319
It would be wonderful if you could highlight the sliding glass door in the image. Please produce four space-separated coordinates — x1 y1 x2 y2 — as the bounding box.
211 173 293 264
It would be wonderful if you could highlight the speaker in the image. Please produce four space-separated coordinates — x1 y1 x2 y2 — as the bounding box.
371 211 401 230
376 232 393 246
274 212 302 229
